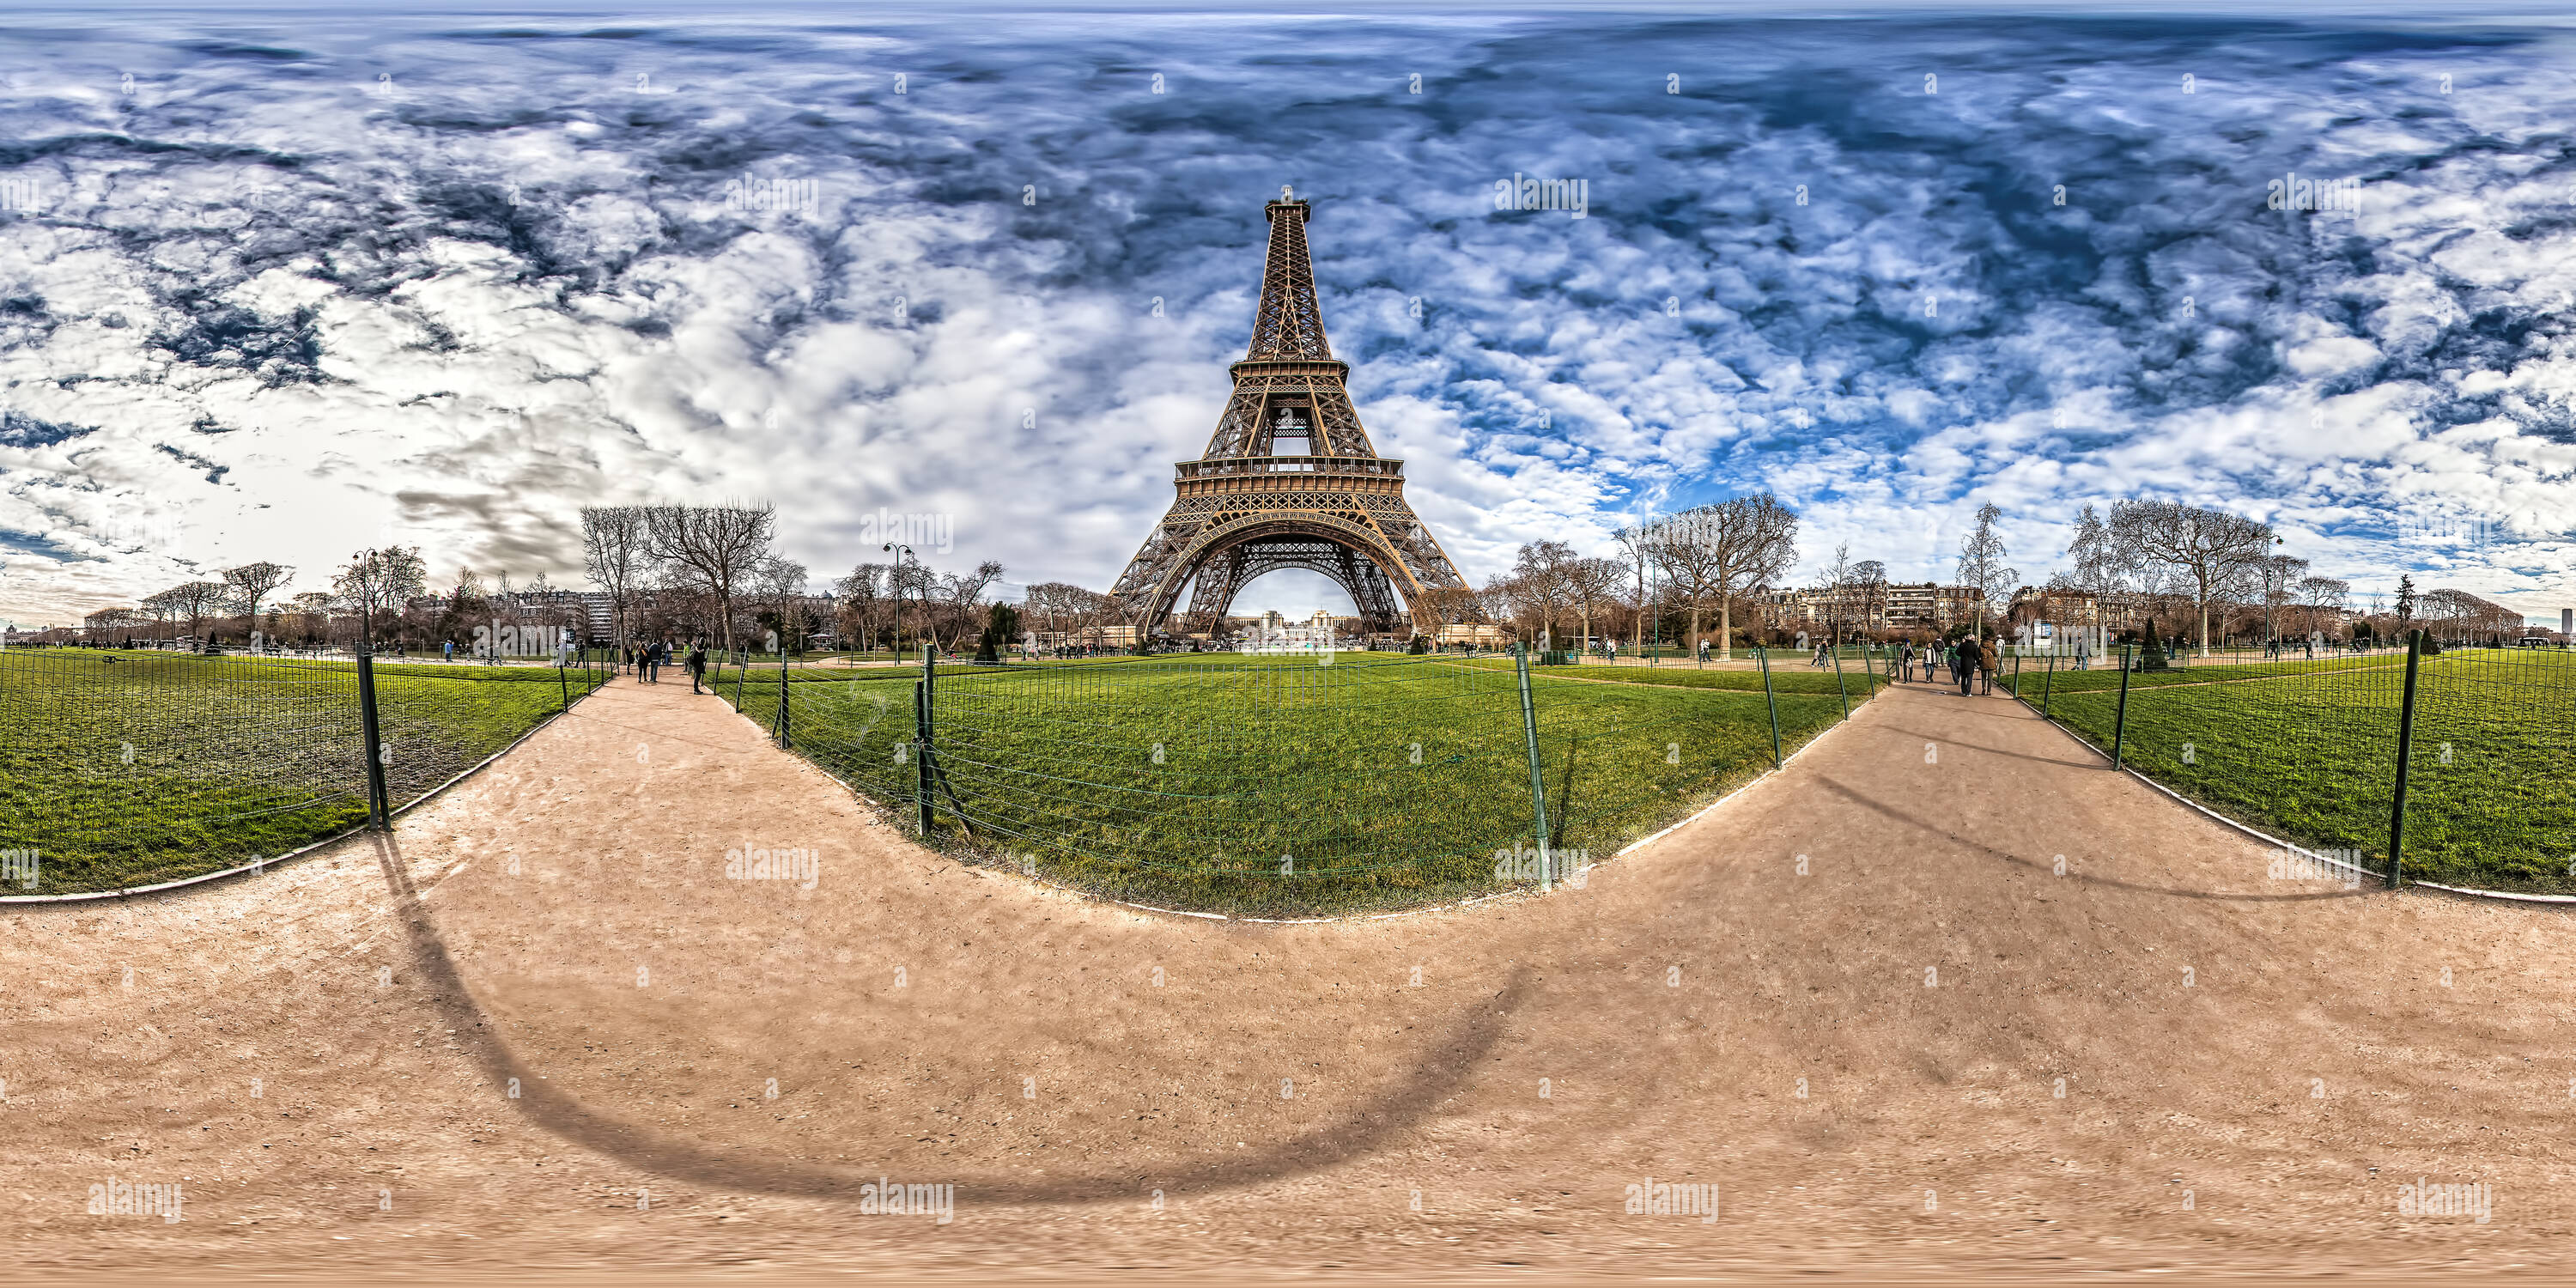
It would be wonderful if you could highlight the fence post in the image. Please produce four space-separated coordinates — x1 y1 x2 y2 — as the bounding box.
1515 643 1553 894
355 647 391 829
557 658 570 714
2111 646 2134 770
916 643 936 835
1830 643 1850 720
2042 651 2057 719
2010 649 2021 697
774 653 792 748
2387 629 2425 888
1757 646 1783 769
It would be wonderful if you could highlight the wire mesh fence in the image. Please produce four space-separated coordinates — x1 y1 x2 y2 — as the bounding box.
714 645 1880 917
0 647 613 896
2007 638 2575 892
2401 646 2576 888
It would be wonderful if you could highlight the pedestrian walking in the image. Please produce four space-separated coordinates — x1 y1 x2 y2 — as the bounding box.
1978 638 1999 696
1954 638 1974 696
687 640 708 693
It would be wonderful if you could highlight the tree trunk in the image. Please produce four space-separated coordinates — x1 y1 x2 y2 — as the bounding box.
1716 598 1730 661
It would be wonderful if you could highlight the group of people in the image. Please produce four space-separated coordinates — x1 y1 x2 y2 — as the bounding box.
623 638 712 692
1891 635 2002 696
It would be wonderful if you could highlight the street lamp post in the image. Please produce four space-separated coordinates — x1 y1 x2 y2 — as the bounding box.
884 543 925 657
2263 535 2283 657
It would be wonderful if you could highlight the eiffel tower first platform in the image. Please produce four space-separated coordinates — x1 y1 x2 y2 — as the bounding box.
1109 197 1471 639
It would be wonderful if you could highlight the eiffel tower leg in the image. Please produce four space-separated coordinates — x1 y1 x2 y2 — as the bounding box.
1192 547 1250 638
1333 549 1400 635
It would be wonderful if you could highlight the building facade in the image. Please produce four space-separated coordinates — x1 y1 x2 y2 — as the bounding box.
1761 582 1985 637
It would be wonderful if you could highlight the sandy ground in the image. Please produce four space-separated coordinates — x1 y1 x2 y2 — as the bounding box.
5 671 2573 1284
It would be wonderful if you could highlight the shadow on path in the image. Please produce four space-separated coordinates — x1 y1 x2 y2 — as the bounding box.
369 829 1531 1206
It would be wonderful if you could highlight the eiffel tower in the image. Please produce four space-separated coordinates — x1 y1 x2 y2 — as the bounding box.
1109 196 1470 639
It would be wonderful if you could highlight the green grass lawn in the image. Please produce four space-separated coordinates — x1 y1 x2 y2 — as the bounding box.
2013 648 2575 890
0 649 608 894
722 653 1859 917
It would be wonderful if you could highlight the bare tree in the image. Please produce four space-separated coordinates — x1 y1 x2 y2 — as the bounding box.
155 580 228 641
884 552 937 649
2062 503 2127 598
2420 587 2520 643
286 591 334 647
140 586 186 641
2105 501 2275 657
580 506 653 656
750 556 810 652
1850 559 1889 640
1643 494 1800 660
1818 543 1856 644
2294 574 2349 637
931 561 1005 651
1511 540 1581 647
837 563 893 653
1951 503 2018 644
2255 553 2308 642
1564 556 1626 653
1611 523 1654 651
332 547 428 651
221 562 292 642
83 606 139 643
642 503 775 653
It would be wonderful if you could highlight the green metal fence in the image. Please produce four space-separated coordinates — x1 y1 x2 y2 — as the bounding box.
2006 635 2576 893
0 646 614 896
716 645 1877 916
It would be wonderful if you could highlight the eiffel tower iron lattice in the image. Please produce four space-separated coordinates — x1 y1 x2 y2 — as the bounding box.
1109 197 1471 640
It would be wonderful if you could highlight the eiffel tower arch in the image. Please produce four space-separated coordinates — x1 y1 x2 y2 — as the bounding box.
1109 197 1471 639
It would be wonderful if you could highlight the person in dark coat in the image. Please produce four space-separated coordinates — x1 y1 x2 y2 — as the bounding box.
687 640 708 693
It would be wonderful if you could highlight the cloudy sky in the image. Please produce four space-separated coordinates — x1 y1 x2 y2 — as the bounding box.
3 2 2572 625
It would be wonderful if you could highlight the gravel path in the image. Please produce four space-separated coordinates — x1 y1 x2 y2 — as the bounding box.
7 674 2568 1281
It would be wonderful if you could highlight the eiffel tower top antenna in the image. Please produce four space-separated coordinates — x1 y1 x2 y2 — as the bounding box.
1244 193 1334 364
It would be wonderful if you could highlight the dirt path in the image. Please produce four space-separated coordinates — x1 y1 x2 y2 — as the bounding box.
6 675 2572 1281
